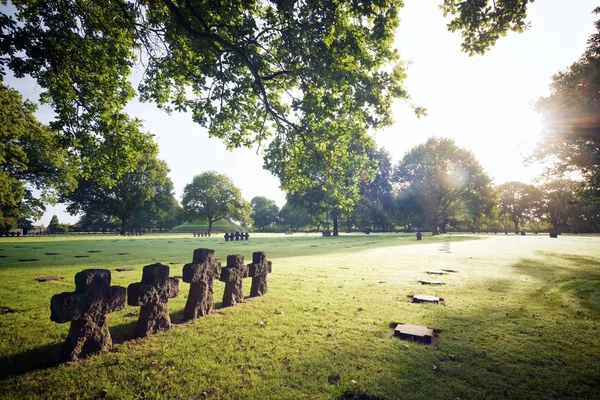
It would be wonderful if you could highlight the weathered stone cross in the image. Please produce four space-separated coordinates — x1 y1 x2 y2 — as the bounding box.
182 248 222 320
219 254 248 307
50 269 126 362
247 251 272 297
127 263 179 337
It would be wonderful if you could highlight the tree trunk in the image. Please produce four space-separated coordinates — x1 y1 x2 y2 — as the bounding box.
120 218 126 236
208 219 213 233
332 209 339 236
513 219 519 234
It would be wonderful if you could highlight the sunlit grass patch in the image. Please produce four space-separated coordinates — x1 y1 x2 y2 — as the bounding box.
0 233 599 399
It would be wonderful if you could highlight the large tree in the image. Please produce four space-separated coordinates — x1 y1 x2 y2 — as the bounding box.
63 127 174 235
277 123 376 236
533 8 600 199
250 196 279 231
497 181 541 234
538 179 581 233
181 171 251 233
0 82 72 234
393 137 493 234
0 0 534 198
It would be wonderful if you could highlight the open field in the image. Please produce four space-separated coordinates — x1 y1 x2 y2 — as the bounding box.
0 233 599 399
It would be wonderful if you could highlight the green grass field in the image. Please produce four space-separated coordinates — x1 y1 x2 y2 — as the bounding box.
0 232 599 399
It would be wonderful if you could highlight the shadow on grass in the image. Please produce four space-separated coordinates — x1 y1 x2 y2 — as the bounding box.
0 318 138 379
510 252 600 318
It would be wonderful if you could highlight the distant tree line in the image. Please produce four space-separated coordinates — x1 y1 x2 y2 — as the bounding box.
250 138 599 235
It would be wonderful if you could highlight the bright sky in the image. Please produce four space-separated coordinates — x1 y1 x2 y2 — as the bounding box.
7 0 599 225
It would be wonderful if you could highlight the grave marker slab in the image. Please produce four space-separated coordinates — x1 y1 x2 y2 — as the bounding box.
247 252 272 297
127 263 179 337
426 270 445 275
412 294 441 303
182 248 222 320
219 254 248 307
394 324 434 344
50 269 126 362
115 267 135 272
441 269 458 273
419 280 445 285
36 276 63 282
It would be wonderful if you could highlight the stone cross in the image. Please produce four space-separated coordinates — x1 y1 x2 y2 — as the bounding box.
182 248 222 320
127 263 179 338
219 254 248 307
247 251 272 297
50 269 126 362
234 231 240 241
224 232 230 241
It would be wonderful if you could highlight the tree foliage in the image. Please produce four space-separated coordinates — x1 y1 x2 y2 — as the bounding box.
393 137 493 234
441 0 534 55
497 181 540 233
538 179 581 233
0 0 417 188
533 8 600 197
181 171 250 232
62 128 174 235
250 196 279 231
0 82 72 232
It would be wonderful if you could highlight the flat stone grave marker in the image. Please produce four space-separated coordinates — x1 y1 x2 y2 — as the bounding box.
441 269 458 273
74 255 89 258
19 258 38 262
127 263 179 337
45 252 60 255
33 246 44 249
117 252 129 255
394 323 434 344
183 248 222 320
88 250 101 253
412 294 442 303
36 276 63 282
50 269 126 362
0 255 6 258
115 267 135 272
0 306 16 314
419 280 445 285
426 270 445 275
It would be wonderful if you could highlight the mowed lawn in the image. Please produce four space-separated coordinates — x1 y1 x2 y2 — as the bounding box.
0 233 599 399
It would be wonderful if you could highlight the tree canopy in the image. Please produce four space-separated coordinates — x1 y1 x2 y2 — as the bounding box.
250 196 279 231
393 137 493 234
533 7 600 197
497 181 540 234
0 0 537 199
181 171 250 232
0 82 73 233
62 127 175 235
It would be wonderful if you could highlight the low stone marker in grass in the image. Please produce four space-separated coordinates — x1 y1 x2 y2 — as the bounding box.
247 251 272 297
394 324 434 344
36 276 63 282
50 269 126 362
219 254 248 307
427 270 445 275
115 267 135 272
416 231 422 241
550 232 558 238
127 263 179 337
419 280 445 285
412 294 442 304
182 248 222 320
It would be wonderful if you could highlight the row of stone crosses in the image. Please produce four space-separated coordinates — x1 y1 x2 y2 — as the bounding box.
49 249 272 363
224 231 249 241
